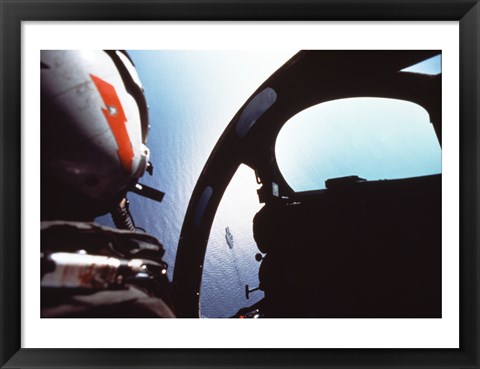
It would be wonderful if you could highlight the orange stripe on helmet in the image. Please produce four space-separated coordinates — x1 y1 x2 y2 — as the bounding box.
90 74 134 174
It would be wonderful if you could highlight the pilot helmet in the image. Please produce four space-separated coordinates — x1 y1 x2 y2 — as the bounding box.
41 50 150 219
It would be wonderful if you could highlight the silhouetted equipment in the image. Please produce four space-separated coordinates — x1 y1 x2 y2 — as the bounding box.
245 284 262 300
253 174 441 317
255 253 264 262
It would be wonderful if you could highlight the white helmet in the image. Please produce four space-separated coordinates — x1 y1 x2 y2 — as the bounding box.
41 50 151 219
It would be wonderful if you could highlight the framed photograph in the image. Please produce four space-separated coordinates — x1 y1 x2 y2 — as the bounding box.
1 0 479 368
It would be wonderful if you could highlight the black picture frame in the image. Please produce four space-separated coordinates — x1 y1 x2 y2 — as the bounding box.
1 1 479 368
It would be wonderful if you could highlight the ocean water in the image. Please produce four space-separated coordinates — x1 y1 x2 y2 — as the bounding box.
201 165 264 318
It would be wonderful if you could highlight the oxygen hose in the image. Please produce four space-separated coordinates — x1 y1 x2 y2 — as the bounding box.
111 197 136 231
